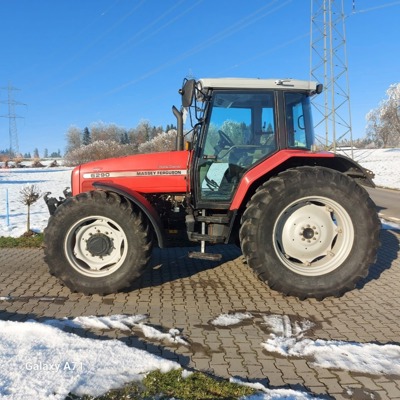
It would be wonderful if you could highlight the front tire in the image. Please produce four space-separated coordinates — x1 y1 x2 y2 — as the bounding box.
240 167 380 300
44 191 152 295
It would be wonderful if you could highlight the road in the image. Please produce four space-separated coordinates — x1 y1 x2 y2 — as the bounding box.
366 186 400 223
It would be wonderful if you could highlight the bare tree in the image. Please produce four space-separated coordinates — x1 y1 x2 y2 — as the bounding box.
64 140 133 166
19 185 42 235
366 83 400 147
66 126 82 153
138 130 177 153
90 122 125 143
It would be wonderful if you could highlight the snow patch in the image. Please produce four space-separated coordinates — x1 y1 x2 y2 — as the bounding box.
211 312 253 326
44 314 148 331
262 315 314 339
262 315 400 376
232 378 322 399
380 218 400 230
137 324 190 346
44 314 190 346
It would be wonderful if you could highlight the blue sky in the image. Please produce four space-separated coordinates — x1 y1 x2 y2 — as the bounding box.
0 0 399 156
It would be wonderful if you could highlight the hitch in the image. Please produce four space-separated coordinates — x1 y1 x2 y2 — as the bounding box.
44 187 72 215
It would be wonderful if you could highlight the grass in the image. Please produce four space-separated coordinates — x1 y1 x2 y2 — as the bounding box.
67 369 256 400
0 232 44 248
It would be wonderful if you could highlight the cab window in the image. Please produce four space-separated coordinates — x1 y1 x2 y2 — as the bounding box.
198 91 276 202
284 92 315 149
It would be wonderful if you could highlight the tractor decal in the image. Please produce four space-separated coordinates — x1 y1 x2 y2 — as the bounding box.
83 170 187 179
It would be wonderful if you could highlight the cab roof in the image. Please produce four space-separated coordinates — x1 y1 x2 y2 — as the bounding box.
197 78 320 93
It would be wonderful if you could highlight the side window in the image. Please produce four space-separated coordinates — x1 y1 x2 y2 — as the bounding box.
285 93 314 149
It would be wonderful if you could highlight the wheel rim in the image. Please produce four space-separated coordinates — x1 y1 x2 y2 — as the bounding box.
64 216 128 277
273 196 354 276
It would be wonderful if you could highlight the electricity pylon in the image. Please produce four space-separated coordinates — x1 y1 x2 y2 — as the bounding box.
310 0 353 157
0 83 25 157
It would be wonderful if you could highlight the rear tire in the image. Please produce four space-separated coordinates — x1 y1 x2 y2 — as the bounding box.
240 167 380 299
44 190 152 295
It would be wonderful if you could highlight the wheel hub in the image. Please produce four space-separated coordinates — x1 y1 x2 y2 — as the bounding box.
302 226 316 240
86 233 113 257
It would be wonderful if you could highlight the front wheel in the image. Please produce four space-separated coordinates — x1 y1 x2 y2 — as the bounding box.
240 167 380 300
44 191 152 295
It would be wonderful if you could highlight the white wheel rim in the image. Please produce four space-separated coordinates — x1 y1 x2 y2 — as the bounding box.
273 196 354 276
64 216 128 277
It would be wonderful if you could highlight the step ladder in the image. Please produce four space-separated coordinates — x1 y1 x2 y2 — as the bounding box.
188 209 222 261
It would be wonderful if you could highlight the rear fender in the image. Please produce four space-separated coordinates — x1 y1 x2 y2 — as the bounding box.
93 182 165 248
230 151 376 211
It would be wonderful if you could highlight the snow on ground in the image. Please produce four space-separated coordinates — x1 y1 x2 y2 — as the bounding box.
0 319 179 400
261 314 400 376
2 312 399 398
211 312 253 327
231 379 322 400
0 149 400 237
0 315 326 400
0 167 71 237
340 148 400 189
44 314 190 346
211 312 400 376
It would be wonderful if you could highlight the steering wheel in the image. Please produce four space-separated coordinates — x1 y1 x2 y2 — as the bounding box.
218 130 234 147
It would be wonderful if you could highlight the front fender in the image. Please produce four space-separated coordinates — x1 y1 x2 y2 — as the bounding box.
93 182 165 248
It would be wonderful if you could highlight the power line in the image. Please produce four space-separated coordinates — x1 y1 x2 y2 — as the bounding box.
107 0 293 95
352 0 400 14
0 83 26 156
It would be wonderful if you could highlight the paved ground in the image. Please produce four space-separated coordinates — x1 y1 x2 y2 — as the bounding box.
0 228 400 399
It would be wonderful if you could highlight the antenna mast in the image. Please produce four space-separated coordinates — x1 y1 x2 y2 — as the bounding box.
310 0 353 157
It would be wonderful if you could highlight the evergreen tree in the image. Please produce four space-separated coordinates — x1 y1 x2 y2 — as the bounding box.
165 124 176 132
44 148 49 158
33 148 40 158
119 131 130 144
82 127 91 145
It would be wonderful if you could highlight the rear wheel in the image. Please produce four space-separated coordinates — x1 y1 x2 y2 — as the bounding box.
44 190 152 295
240 167 380 299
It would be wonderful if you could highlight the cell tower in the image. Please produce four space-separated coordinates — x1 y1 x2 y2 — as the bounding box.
310 0 353 156
0 82 25 157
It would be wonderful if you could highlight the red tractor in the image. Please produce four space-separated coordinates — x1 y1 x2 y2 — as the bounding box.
44 78 380 299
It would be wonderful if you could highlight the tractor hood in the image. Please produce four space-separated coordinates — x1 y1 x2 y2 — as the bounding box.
72 150 190 196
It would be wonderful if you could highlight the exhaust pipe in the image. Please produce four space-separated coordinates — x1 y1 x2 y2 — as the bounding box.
172 105 183 151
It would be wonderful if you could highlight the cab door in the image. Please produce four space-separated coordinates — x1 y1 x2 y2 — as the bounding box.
193 90 277 209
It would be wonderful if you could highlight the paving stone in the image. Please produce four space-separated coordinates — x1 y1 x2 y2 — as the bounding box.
320 378 349 394
379 382 400 398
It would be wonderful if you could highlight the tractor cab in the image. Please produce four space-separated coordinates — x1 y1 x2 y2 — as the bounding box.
177 78 322 209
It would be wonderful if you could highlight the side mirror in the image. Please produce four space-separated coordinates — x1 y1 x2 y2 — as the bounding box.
180 79 195 107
